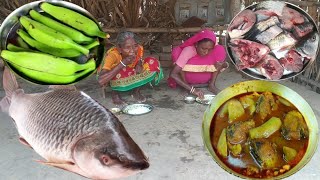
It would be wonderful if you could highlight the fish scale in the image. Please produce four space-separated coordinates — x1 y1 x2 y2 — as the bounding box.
10 89 116 162
1 64 148 178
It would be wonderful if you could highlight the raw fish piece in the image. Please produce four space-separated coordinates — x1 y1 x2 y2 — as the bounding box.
255 25 283 44
292 22 314 38
279 50 303 72
247 16 280 39
255 10 277 22
267 32 297 51
259 55 284 80
228 9 257 39
229 39 270 69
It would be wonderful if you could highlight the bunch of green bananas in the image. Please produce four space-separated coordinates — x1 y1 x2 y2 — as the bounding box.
1 2 109 84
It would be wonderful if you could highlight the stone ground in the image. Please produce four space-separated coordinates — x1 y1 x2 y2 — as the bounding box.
0 67 319 180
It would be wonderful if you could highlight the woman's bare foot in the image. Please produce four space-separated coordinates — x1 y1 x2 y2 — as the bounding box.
208 85 221 95
132 89 147 103
112 91 127 106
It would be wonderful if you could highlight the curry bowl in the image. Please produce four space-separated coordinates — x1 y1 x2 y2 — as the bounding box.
202 80 318 179
226 1 320 81
0 0 105 85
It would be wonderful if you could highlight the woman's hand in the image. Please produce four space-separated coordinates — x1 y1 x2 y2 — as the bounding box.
121 55 136 66
215 61 229 72
193 88 204 99
135 61 143 74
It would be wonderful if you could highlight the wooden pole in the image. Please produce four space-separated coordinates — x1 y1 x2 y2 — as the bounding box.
102 27 227 33
230 0 241 20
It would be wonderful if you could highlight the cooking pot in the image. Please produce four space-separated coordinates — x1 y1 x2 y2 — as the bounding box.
202 80 318 179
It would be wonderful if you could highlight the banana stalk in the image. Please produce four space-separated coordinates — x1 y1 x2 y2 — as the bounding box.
0 50 96 76
9 62 94 84
19 16 89 55
29 10 93 44
40 2 108 38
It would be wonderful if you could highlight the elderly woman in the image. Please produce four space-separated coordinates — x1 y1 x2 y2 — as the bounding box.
169 29 228 98
98 31 163 105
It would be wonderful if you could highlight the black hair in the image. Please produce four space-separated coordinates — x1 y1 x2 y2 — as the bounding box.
197 38 214 45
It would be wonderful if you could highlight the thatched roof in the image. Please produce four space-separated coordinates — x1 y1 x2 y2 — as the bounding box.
0 0 177 28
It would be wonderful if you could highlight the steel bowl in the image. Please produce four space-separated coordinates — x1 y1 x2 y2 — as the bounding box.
110 107 122 114
202 80 318 179
226 1 320 81
0 0 105 85
184 96 196 104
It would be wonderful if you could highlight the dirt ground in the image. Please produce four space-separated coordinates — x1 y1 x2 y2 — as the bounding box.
0 67 319 180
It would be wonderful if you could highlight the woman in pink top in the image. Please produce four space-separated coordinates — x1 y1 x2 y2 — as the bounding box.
169 29 228 98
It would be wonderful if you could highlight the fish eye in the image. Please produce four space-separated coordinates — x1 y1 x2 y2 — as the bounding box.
101 155 110 165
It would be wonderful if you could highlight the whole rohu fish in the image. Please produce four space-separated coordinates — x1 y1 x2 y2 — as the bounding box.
0 68 149 179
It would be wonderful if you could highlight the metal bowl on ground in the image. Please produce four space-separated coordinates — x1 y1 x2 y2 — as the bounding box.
196 94 215 105
110 107 122 114
226 1 320 81
0 0 105 85
202 80 318 179
184 96 196 104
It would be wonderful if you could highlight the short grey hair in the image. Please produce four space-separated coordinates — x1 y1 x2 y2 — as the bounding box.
116 31 140 47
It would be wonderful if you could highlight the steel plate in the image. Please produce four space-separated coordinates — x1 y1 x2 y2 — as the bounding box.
226 1 320 81
122 104 153 116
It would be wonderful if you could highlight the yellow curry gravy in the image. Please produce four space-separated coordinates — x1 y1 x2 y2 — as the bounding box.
210 92 308 178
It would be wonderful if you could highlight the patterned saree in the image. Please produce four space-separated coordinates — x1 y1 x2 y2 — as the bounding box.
100 46 163 91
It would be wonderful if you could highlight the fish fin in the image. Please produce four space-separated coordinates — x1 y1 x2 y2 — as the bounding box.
48 85 77 90
3 67 19 98
19 137 33 149
36 160 87 177
0 96 10 113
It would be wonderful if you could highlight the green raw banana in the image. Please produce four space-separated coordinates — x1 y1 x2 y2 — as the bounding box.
7 43 34 52
16 36 29 48
29 10 93 44
85 40 100 49
40 2 108 38
17 29 98 58
19 16 89 55
9 62 94 84
0 50 96 76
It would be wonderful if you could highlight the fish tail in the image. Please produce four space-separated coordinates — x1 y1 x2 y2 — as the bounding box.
0 67 19 112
